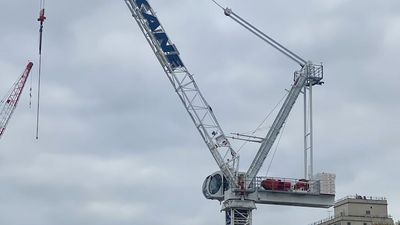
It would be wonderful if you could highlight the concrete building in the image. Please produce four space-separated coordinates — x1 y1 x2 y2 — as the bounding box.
311 195 394 225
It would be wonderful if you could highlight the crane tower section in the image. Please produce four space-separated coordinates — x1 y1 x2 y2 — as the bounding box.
124 0 238 187
0 62 34 139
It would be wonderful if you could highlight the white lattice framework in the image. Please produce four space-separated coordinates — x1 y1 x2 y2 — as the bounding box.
124 0 238 186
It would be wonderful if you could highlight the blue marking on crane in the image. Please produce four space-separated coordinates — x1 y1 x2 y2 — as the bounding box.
154 33 177 53
165 54 184 69
135 0 184 69
135 0 150 8
142 13 160 31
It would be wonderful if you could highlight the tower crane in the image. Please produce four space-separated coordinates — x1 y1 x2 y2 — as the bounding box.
0 62 34 139
124 1 335 225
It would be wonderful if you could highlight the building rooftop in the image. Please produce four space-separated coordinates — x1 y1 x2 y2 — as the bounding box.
310 195 393 225
336 195 387 202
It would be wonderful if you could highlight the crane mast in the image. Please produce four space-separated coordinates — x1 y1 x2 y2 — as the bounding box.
124 0 238 187
0 62 34 139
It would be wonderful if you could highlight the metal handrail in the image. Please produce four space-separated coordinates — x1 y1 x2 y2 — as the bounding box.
311 214 393 225
335 195 387 203
309 215 334 225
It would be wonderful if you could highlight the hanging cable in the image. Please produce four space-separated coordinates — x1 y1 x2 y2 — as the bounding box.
265 121 287 177
244 91 289 135
211 0 224 10
235 91 289 154
36 0 46 140
223 91 289 172
29 72 33 109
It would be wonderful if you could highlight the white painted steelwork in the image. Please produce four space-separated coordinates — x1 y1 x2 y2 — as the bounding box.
124 1 335 225
124 0 238 187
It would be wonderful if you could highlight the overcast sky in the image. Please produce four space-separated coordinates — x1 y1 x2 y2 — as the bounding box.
0 0 399 225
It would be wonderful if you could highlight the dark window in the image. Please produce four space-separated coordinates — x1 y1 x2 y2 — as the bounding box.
223 176 229 191
347 222 351 225
364 223 367 225
366 210 371 215
209 174 222 194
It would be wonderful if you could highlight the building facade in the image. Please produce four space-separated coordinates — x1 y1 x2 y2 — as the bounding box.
311 195 394 225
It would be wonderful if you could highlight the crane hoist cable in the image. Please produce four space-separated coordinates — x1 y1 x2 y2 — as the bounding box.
36 0 46 140
29 74 33 109
233 91 289 155
265 113 288 177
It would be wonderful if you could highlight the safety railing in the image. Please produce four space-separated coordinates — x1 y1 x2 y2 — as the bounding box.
335 195 387 202
253 176 319 194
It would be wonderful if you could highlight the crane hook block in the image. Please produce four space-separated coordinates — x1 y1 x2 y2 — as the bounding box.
38 9 46 22
224 8 232 16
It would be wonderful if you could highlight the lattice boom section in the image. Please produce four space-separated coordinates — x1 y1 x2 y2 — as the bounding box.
0 62 33 138
125 0 238 185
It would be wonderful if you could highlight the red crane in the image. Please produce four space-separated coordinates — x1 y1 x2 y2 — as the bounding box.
0 62 34 139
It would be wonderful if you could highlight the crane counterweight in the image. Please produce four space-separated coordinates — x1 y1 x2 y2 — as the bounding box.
38 9 46 22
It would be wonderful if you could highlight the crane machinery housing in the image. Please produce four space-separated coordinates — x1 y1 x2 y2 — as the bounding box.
0 62 34 139
124 1 335 225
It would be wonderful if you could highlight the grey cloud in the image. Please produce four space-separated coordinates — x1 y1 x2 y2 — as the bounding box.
0 0 399 225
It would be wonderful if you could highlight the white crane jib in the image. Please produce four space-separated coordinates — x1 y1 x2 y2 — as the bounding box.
124 0 238 187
